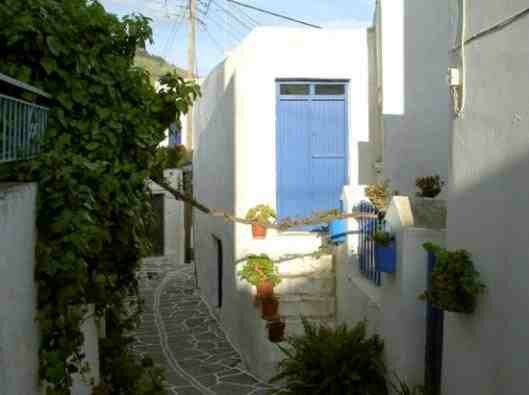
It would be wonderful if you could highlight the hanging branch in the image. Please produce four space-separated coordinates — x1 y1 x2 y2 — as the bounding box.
153 176 377 230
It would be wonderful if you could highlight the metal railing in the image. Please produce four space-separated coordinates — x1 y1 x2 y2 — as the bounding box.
0 73 50 163
356 200 385 286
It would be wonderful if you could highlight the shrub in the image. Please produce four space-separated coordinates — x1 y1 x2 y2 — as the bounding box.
372 231 395 247
415 176 445 198
272 318 388 395
421 243 486 313
365 181 395 212
238 255 281 287
246 204 277 225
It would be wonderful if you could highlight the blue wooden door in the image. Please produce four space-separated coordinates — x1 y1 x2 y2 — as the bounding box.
277 82 347 224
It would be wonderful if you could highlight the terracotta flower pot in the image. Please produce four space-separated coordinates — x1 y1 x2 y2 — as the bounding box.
261 297 279 321
267 320 285 343
252 223 267 239
256 280 274 300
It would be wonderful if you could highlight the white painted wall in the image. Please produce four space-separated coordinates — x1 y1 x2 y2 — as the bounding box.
336 194 446 388
444 2 529 394
193 27 370 379
376 0 452 195
0 183 40 395
0 183 101 394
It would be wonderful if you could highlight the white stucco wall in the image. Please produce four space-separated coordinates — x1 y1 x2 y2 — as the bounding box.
378 0 452 195
444 2 529 394
193 27 370 379
0 183 101 394
0 183 40 395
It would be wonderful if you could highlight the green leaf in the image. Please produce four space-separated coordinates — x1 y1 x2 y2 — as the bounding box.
46 36 61 56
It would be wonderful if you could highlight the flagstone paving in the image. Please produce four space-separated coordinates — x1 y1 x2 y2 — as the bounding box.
133 256 276 395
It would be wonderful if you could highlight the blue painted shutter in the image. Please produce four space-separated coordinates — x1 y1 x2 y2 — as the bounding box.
309 99 347 213
277 99 312 219
277 84 347 226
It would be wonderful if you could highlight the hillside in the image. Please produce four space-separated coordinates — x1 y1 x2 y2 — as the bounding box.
134 49 188 83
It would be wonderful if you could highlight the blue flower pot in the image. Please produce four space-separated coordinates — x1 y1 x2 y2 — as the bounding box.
329 219 347 244
375 241 397 273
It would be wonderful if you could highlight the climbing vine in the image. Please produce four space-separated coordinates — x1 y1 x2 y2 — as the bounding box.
0 1 199 394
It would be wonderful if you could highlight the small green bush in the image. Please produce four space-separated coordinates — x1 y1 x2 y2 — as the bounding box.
272 318 388 395
415 175 445 198
421 243 486 313
238 255 281 287
246 204 277 224
372 231 395 247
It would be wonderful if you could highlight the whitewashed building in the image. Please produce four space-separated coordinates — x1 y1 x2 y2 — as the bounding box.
193 27 374 378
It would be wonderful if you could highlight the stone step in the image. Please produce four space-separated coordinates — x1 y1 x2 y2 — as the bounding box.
277 295 335 319
274 274 335 297
276 254 333 278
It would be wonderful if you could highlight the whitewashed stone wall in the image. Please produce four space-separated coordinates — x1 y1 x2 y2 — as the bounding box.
0 183 100 395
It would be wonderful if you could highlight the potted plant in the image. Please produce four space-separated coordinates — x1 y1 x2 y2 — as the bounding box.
420 243 486 314
373 231 397 273
267 320 286 343
246 204 277 239
326 208 347 243
416 175 445 198
238 255 281 301
262 296 280 321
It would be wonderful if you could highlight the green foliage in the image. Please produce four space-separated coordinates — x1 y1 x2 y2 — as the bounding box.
238 255 281 287
421 243 486 313
272 318 388 395
0 0 199 393
415 175 445 198
152 145 190 180
372 231 395 247
390 374 430 395
246 204 277 225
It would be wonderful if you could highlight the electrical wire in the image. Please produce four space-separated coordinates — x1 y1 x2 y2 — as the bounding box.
211 0 255 31
199 8 246 43
226 0 322 29
225 0 260 28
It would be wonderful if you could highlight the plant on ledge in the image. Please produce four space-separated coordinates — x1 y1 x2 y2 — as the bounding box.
372 231 395 247
421 243 486 314
238 255 281 300
365 180 395 213
372 231 396 274
415 175 445 198
271 318 388 395
246 204 277 239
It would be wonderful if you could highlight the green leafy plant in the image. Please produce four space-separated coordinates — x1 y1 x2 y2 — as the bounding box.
271 318 388 395
415 175 445 198
372 231 395 247
421 243 486 313
238 255 281 287
0 0 199 393
390 374 430 395
246 204 277 225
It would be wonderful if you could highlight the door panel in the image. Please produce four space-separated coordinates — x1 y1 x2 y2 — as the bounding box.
277 99 312 220
277 82 347 225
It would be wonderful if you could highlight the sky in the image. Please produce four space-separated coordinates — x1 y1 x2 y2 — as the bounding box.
99 0 376 76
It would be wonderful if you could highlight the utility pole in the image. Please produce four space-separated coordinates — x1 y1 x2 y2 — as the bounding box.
186 0 196 149
184 0 197 263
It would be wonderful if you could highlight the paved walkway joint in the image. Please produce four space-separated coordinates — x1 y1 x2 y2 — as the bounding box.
133 257 275 395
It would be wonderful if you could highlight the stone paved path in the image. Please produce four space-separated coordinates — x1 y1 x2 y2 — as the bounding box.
133 257 275 395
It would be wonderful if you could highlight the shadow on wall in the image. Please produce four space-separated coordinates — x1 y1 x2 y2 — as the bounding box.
381 0 451 196
444 139 529 394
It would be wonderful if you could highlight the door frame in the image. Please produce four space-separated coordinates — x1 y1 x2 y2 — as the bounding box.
275 79 350 223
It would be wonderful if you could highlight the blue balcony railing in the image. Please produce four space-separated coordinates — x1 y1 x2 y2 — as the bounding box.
0 73 50 163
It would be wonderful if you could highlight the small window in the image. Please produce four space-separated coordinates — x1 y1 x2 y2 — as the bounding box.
280 84 310 95
315 84 345 95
